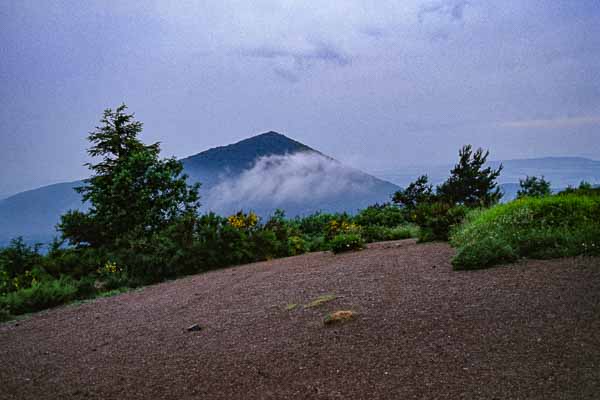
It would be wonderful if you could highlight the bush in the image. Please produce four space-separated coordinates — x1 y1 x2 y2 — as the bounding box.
452 236 517 270
517 176 551 199
414 202 468 242
0 277 80 316
294 212 341 236
354 204 407 228
325 217 359 240
361 225 417 243
305 234 327 252
96 261 130 291
44 245 106 279
558 181 600 197
248 229 279 261
0 237 43 282
1 266 50 296
330 233 365 254
451 194 600 269
287 235 308 256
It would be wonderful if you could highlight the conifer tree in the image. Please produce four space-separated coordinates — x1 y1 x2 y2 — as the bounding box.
59 105 200 248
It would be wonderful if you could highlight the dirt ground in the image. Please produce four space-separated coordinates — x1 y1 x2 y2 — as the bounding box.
1 240 599 399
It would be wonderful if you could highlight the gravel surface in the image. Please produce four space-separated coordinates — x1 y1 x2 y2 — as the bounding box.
1 240 599 399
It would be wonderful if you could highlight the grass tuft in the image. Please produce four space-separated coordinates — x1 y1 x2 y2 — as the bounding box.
305 294 337 308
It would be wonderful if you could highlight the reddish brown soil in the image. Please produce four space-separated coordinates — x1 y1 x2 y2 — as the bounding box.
1 240 600 399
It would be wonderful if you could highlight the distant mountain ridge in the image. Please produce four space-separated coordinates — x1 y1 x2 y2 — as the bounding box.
0 132 398 246
375 156 600 193
0 181 84 246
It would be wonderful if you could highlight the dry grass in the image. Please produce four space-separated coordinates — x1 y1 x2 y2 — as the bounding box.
324 310 355 325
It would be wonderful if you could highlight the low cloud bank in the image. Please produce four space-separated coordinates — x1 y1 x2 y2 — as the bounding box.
204 152 374 215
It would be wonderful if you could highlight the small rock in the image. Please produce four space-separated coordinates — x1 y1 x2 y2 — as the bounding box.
187 324 202 332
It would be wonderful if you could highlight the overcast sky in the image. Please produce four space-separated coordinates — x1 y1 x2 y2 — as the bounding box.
1 0 600 197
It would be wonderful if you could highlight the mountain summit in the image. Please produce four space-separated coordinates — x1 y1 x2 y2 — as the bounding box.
185 131 315 165
180 132 319 188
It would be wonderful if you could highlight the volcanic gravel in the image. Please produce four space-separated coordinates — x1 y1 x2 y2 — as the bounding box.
1 240 599 399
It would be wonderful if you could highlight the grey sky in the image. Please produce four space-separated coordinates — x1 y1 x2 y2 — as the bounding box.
1 0 600 197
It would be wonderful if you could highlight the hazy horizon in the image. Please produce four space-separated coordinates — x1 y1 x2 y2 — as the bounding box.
2 1 600 197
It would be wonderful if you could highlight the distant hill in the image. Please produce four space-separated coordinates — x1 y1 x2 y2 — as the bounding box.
490 157 600 189
0 132 398 246
0 181 85 246
375 156 600 201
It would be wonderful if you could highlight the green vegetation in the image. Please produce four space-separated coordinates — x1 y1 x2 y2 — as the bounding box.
413 202 468 242
0 277 81 316
436 145 503 207
330 233 365 254
305 294 338 308
451 193 600 269
58 104 200 283
393 145 503 242
517 175 551 199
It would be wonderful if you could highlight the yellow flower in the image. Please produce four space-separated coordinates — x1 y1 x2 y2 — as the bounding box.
102 261 121 274
228 211 258 229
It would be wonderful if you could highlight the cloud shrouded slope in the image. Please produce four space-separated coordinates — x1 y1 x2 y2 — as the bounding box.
204 152 393 216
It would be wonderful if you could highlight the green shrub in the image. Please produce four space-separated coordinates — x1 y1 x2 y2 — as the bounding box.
305 234 328 252
0 277 80 316
324 217 360 240
451 194 600 269
558 181 600 196
248 229 279 261
265 210 298 257
330 233 365 254
0 266 49 295
96 261 130 291
361 225 417 243
44 245 106 279
294 212 342 236
0 237 43 283
354 204 407 228
517 176 551 199
452 236 517 270
415 202 468 242
287 235 308 255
